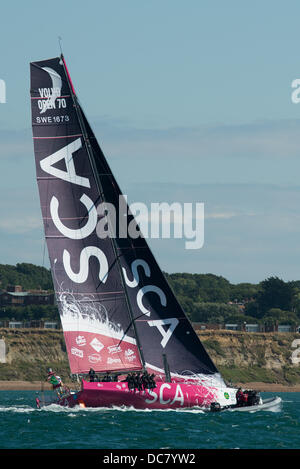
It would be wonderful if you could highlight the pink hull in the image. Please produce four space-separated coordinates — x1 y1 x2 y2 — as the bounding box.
60 380 219 410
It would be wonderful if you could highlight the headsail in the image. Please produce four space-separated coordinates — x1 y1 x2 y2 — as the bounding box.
30 55 223 384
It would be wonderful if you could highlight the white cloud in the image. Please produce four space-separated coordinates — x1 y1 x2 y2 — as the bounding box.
91 117 300 161
0 216 41 234
205 211 239 219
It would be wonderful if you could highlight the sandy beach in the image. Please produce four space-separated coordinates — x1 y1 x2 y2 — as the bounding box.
0 380 299 392
0 381 54 390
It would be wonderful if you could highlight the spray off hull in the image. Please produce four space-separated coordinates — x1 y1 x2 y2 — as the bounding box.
56 380 237 410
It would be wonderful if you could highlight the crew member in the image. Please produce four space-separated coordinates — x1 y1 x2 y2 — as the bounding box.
236 387 244 407
242 390 249 406
149 373 156 389
47 368 64 397
102 372 112 382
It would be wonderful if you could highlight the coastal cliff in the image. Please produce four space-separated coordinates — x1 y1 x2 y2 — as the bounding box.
197 330 300 387
0 328 299 387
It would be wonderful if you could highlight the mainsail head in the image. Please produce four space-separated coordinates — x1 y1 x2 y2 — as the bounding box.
30 55 223 384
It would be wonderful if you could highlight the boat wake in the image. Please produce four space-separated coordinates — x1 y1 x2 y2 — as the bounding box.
0 405 36 414
36 403 206 414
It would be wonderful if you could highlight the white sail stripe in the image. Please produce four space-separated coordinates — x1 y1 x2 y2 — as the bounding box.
61 319 137 345
145 362 186 378
145 362 225 385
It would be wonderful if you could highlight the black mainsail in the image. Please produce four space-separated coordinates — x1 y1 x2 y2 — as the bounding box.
30 55 221 382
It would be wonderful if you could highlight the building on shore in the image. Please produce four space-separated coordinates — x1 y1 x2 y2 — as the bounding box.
0 285 54 307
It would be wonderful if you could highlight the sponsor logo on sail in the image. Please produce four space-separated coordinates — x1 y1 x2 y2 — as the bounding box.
125 349 136 362
38 67 63 114
88 354 102 364
71 347 84 358
107 357 121 365
75 335 86 347
108 345 122 354
90 337 104 353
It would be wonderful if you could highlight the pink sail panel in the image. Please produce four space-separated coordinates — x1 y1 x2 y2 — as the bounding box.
64 331 141 374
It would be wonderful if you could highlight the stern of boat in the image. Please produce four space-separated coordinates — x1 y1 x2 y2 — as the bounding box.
214 386 237 407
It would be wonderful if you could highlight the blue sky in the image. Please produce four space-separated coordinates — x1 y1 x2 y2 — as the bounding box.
1 1 300 283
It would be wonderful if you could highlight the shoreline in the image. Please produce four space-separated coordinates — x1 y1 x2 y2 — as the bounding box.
0 380 299 392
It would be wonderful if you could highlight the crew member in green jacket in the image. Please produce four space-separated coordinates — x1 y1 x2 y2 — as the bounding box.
47 368 64 397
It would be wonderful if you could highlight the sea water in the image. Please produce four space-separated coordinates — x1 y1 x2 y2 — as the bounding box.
0 391 299 450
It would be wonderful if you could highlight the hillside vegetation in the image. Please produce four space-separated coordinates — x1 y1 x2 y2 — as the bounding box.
1 263 300 328
0 263 300 386
0 263 52 291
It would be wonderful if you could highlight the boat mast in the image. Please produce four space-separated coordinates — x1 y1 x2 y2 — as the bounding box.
60 54 146 372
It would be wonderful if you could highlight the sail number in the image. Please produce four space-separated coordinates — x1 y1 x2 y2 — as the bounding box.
35 115 70 124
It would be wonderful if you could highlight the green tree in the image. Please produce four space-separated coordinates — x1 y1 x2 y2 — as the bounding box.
262 308 298 326
0 263 53 291
244 300 260 318
229 282 259 302
255 277 295 318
